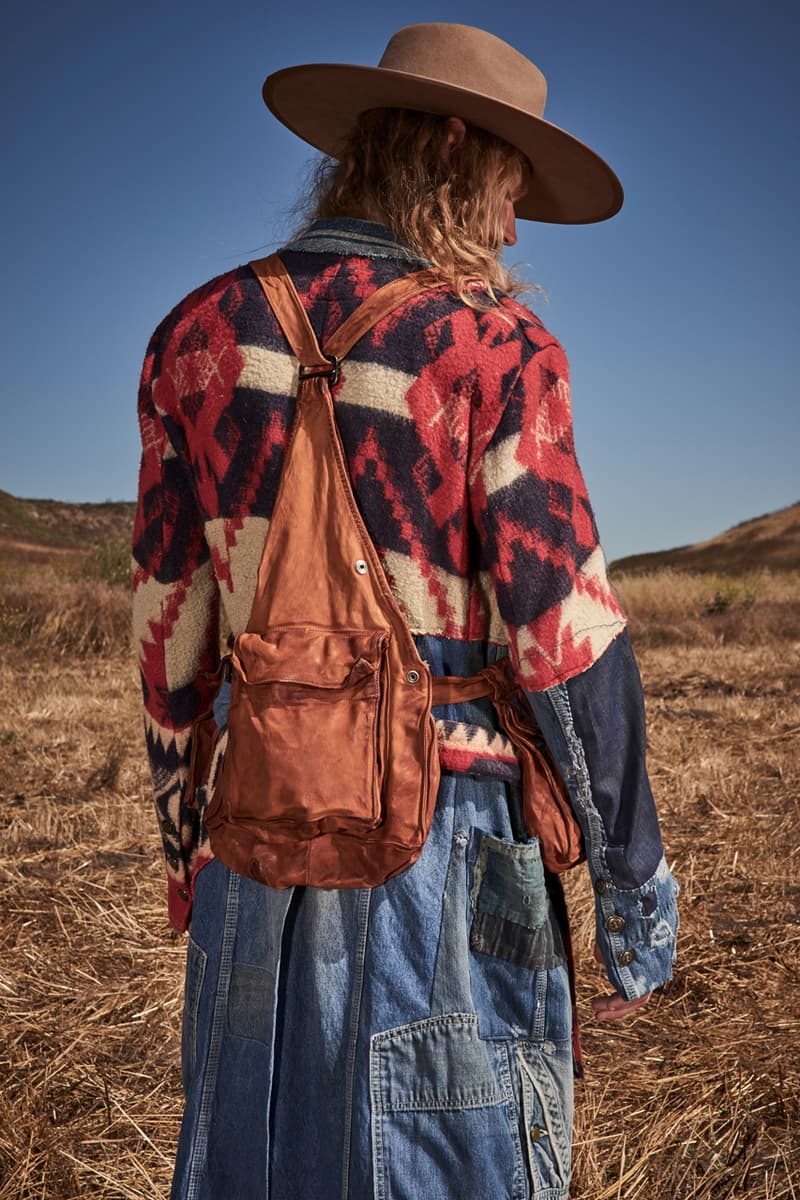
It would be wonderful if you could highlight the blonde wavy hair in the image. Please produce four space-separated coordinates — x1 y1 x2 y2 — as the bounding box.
304 108 533 306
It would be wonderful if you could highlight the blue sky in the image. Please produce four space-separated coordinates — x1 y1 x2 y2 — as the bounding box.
1 0 797 561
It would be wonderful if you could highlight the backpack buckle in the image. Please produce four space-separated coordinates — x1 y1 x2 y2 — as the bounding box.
299 355 340 386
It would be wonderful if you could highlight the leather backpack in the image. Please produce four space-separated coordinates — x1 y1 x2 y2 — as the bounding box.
197 254 584 888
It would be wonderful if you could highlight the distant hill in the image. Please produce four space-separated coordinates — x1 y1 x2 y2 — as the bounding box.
2 488 798 577
610 502 800 574
0 489 135 565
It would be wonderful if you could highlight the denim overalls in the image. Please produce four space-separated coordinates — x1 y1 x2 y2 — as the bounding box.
163 218 679 1198
172 633 574 1200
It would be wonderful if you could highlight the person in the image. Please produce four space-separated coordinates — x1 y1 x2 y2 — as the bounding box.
132 22 678 1199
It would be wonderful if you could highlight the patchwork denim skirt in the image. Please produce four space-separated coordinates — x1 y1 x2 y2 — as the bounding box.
172 639 574 1200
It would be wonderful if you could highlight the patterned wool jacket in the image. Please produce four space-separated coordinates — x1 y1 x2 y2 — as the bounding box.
132 218 678 1001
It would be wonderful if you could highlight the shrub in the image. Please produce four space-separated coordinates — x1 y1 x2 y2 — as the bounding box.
80 538 132 588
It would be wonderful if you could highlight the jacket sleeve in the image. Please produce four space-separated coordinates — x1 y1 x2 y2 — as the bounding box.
467 319 627 691
468 312 678 998
131 323 220 932
526 634 679 1000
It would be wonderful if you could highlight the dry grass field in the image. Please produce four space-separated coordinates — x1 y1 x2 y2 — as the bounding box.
1 549 798 1198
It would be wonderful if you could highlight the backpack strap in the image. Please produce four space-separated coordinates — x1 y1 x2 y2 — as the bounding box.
324 266 445 360
249 253 444 374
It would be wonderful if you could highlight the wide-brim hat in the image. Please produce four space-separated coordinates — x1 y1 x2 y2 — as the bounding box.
263 23 623 225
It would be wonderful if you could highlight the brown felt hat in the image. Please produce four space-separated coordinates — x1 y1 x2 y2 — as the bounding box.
263 22 623 225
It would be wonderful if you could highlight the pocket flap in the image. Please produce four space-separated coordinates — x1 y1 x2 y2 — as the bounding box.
233 626 389 688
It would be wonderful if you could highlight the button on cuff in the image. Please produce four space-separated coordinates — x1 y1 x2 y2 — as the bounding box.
592 856 679 999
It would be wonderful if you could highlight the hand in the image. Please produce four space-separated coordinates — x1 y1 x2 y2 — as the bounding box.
591 990 651 1021
591 943 651 1022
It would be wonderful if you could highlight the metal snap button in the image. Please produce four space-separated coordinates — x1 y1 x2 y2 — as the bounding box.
617 949 636 966
596 879 609 895
605 914 626 933
530 1124 543 1143
355 560 368 574
406 670 420 684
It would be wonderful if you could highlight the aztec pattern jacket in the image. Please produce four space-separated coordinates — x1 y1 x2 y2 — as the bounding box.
132 218 678 1002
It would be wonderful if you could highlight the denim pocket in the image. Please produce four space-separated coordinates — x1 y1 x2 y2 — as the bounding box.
181 937 207 1096
370 1013 527 1200
470 834 563 971
516 1039 573 1196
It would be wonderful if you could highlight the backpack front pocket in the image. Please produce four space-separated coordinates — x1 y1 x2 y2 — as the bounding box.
218 625 390 834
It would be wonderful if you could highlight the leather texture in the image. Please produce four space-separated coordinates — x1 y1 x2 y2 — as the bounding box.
205 255 445 887
431 657 584 873
202 253 583 887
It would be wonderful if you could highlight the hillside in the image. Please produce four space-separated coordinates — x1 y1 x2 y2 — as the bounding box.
0 489 135 564
610 502 800 574
2 488 798 577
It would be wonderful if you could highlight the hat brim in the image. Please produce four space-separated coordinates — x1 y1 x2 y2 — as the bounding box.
264 63 623 225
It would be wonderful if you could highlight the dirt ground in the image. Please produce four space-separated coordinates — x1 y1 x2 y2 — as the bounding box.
1 572 798 1198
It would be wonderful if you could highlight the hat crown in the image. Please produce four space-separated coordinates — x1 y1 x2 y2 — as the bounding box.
378 23 547 119
262 22 623 223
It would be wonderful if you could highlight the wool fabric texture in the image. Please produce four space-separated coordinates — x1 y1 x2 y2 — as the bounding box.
132 222 625 931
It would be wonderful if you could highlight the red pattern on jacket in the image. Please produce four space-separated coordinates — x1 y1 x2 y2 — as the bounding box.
132 239 625 929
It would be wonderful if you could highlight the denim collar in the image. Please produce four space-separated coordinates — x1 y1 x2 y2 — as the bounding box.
282 218 432 267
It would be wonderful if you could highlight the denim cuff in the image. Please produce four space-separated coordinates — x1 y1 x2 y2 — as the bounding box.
591 856 679 999
524 648 679 1000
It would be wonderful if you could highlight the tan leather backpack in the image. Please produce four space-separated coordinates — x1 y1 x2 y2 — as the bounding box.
199 254 583 888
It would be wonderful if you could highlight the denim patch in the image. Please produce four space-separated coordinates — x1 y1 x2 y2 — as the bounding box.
227 963 273 1045
470 834 564 971
181 938 207 1096
649 919 674 948
472 837 548 928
